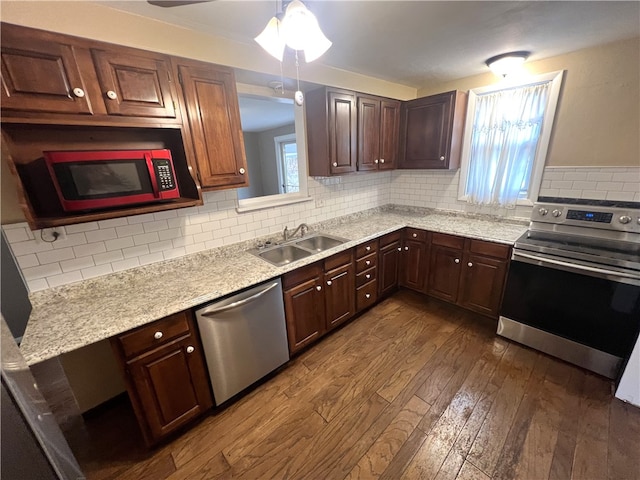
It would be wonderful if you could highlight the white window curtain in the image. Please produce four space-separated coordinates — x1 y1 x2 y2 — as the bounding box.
465 82 551 208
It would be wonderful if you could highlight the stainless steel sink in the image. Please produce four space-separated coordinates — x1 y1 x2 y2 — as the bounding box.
295 234 346 252
257 245 312 266
250 233 348 266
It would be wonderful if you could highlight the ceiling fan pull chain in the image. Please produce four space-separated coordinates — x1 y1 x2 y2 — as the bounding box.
294 50 304 106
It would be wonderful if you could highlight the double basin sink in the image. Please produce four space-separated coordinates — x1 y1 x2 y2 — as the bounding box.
250 233 348 267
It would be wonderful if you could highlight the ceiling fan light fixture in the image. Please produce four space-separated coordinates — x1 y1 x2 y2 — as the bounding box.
255 0 331 62
254 16 286 61
486 51 530 77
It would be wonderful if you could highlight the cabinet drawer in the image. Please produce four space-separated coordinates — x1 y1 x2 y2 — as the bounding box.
379 230 401 248
431 232 465 249
356 266 377 288
116 311 191 359
357 280 378 311
356 252 377 273
356 239 379 259
325 249 354 270
405 228 428 242
468 239 511 259
283 261 323 289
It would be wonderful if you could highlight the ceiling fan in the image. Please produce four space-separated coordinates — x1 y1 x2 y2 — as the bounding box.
147 1 213 7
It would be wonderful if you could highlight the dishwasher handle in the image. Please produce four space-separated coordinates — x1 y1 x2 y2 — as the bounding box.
198 281 280 317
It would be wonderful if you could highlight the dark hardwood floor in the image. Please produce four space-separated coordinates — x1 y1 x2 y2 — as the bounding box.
67 290 640 480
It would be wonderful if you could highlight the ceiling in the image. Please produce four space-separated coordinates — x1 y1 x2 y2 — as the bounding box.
96 1 639 88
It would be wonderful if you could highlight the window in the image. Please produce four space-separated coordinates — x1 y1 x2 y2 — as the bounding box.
458 71 564 208
274 134 299 193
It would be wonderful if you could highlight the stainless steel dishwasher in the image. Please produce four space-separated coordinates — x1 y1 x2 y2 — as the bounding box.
195 278 289 406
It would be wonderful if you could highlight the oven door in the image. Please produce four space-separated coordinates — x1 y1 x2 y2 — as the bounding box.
499 250 640 379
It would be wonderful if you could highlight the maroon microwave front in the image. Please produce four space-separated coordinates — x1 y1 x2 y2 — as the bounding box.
44 149 181 212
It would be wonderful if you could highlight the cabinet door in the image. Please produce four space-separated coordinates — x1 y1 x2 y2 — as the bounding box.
328 90 357 175
1 26 93 114
379 99 400 170
379 239 401 297
127 334 212 445
92 49 176 118
427 245 463 302
357 95 380 171
324 261 355 330
400 239 428 292
284 276 325 354
178 63 248 189
458 253 508 318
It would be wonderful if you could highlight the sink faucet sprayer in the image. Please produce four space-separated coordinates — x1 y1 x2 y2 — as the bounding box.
283 223 309 241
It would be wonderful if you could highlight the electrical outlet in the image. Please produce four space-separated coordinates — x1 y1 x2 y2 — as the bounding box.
315 198 325 208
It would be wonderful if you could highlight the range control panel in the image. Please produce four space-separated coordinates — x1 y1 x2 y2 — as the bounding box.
531 201 640 234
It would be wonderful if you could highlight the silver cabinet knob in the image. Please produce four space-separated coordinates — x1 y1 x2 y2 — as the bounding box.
397 247 402 251
412 233 417 238
454 258 460 264
365 274 371 279
619 215 632 224
366 246 371 251
332 162 338 167
439 156 445 161
72 87 85 98
467 262 473 267
239 168 246 175
327 280 332 286
404 246 409 251
380 159 385 164
365 260 371 266
316 285 322 291
365 293 371 299
186 346 195 354
106 90 118 100
374 159 379 164
154 331 163 340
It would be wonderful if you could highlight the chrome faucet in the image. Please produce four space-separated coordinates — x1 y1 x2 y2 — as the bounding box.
283 223 309 241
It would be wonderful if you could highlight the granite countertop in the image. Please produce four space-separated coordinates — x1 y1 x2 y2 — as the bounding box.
19 206 528 365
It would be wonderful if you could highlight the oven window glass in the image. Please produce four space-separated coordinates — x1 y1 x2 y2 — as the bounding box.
501 260 640 359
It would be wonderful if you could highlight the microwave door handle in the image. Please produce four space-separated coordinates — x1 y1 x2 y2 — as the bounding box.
145 153 160 198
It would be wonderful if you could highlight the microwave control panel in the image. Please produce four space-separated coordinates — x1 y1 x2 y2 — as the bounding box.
153 159 176 191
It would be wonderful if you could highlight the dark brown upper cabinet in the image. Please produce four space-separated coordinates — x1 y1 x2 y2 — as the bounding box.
91 49 177 118
306 87 358 176
1 23 94 115
399 90 467 170
357 95 400 171
175 59 248 190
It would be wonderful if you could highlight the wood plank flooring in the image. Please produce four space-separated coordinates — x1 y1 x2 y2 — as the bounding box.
66 290 640 480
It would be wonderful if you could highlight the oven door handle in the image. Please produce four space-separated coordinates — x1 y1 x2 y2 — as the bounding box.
512 251 640 284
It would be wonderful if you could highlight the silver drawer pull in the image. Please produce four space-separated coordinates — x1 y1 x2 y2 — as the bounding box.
154 331 163 340
366 274 371 279
366 246 371 251
374 159 379 164
412 233 417 238
439 156 445 161
327 280 332 286
186 346 195 354
467 262 473 267
365 293 371 299
454 258 460 264
380 159 385 164
332 162 338 167
106 90 117 100
316 285 322 291
404 246 409 251
72 87 85 98
397 247 402 251
365 260 371 266
239 168 246 175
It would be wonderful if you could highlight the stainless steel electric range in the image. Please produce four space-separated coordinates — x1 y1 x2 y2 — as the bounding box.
499 197 640 379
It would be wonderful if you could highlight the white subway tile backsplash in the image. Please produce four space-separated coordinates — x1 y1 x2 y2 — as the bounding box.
64 222 99 234
163 247 186 260
148 240 174 253
16 254 39 269
112 257 141 272
158 228 183 241
85 228 118 243
142 220 169 233
47 271 84 288
97 218 129 229
22 263 62 280
3 227 31 243
115 224 145 238
36 248 75 265
105 237 135 251
127 213 156 224
122 245 150 259
73 242 106 258
133 232 160 246
10 239 54 256
153 210 178 220
93 250 124 266
182 224 203 236
60 257 95 273
138 252 164 266
27 278 49 292
81 264 113 280
51 233 87 250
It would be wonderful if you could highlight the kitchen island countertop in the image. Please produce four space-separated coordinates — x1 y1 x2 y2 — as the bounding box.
20 206 528 365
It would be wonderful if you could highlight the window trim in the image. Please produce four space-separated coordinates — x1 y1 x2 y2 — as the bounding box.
274 133 298 194
457 70 565 207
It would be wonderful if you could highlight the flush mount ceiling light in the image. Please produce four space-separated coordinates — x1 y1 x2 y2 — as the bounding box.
254 0 332 63
486 51 530 77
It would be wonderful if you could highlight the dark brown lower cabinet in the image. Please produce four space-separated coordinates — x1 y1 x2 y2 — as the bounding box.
378 231 402 298
283 250 355 355
400 228 430 292
111 311 213 446
427 233 510 318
